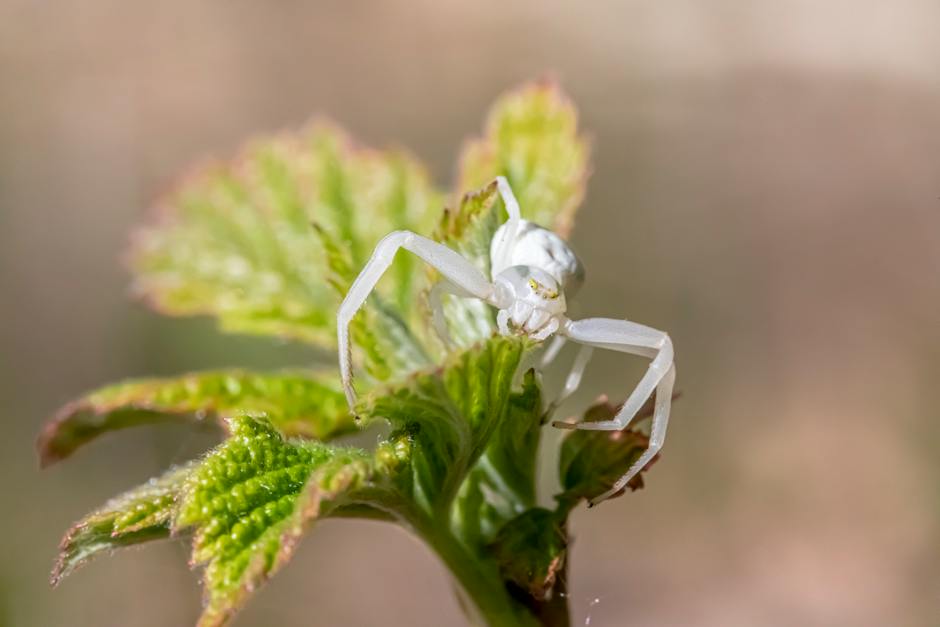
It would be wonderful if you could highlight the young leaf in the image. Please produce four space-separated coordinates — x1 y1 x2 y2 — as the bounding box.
556 397 658 512
52 461 196 585
38 370 356 466
457 80 590 237
427 182 503 348
489 508 567 602
434 180 502 276
451 369 543 548
435 83 591 349
360 336 532 515
131 123 443 348
174 416 372 627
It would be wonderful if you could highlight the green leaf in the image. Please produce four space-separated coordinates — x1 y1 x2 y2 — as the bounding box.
434 180 502 276
47 338 551 626
451 368 543 548
174 416 372 627
557 397 658 512
428 181 503 347
435 82 591 349
312 217 432 383
131 123 443 348
489 508 567 602
457 80 590 237
360 335 532 516
38 370 356 466
52 461 196 586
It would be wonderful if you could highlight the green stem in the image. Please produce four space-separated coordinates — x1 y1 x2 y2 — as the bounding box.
422 524 540 627
407 506 570 627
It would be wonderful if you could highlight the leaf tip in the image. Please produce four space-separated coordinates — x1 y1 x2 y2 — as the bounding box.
35 401 88 468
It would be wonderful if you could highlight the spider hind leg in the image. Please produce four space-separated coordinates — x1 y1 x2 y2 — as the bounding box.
553 317 676 505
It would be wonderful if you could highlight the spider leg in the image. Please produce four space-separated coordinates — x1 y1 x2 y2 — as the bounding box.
542 343 594 420
540 335 567 369
530 316 560 342
338 231 494 412
490 176 522 276
428 280 472 347
496 309 511 335
592 364 674 505
553 318 676 505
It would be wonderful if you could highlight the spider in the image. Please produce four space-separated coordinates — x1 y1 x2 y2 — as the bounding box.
337 177 675 505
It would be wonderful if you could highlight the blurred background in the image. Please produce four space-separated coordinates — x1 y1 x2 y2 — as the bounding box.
2 1 938 625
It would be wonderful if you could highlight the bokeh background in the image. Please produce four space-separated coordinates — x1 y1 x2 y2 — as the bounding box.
2 1 938 626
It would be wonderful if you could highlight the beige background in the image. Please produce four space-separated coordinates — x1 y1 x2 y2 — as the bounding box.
1 1 938 625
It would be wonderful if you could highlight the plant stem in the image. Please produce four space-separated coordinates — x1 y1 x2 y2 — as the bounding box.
408 507 570 627
423 525 540 627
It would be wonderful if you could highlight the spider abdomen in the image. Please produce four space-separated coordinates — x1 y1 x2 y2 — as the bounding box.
490 220 584 293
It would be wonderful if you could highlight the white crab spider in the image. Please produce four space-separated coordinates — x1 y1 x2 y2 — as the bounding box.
337 177 675 505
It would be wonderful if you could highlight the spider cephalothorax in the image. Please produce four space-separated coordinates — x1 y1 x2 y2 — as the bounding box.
491 266 567 339
337 177 675 505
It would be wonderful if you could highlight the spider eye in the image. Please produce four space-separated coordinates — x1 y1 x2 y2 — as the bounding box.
526 277 560 300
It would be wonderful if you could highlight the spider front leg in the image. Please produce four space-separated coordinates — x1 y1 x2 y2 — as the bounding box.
337 231 495 412
428 280 472 347
554 318 676 505
540 335 568 369
490 175 522 275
